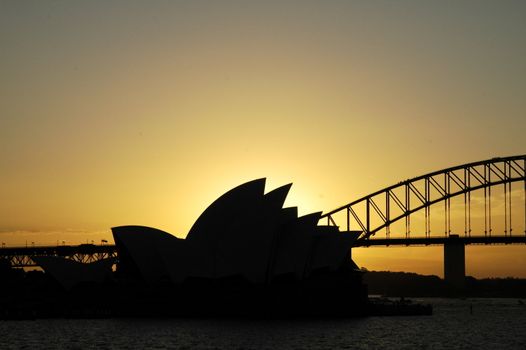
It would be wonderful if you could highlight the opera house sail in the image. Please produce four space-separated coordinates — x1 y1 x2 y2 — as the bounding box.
36 178 368 317
110 178 367 316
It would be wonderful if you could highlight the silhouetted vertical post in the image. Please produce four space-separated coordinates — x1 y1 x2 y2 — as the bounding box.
444 234 465 294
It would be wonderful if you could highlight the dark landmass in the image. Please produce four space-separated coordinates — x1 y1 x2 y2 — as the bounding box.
8 260 523 319
1 262 432 319
2 262 372 319
364 270 526 298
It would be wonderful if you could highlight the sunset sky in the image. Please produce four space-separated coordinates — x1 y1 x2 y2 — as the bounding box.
1 1 525 278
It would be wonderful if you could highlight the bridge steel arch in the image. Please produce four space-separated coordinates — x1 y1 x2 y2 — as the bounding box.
320 155 526 241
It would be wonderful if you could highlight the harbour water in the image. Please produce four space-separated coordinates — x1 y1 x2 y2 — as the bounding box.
1 298 525 349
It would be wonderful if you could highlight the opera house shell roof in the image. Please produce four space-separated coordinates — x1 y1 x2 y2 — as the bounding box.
112 178 360 286
31 178 367 316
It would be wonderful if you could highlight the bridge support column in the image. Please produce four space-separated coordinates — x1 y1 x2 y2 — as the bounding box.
443 234 465 292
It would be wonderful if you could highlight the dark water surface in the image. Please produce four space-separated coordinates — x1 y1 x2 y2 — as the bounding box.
2 298 525 349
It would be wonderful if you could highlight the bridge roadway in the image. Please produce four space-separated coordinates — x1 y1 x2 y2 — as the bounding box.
1 236 525 291
1 235 525 267
0 244 116 255
356 235 526 247
0 244 117 267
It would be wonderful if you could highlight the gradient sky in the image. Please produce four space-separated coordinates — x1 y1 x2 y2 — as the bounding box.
1 1 525 277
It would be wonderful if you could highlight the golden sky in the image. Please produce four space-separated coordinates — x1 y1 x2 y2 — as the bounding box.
1 1 525 278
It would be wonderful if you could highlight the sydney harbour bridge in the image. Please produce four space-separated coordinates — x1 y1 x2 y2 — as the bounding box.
1 155 525 288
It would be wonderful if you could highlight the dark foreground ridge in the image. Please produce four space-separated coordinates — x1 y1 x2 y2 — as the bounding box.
1 179 432 319
364 270 526 298
0 267 369 319
0 267 432 320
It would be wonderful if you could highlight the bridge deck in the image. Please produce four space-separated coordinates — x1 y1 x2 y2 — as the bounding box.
0 244 117 267
356 235 526 247
1 236 525 256
0 244 117 255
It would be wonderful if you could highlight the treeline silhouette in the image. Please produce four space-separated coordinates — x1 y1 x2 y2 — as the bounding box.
364 270 526 298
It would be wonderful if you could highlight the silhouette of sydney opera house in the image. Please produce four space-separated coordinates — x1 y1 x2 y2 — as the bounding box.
37 179 368 317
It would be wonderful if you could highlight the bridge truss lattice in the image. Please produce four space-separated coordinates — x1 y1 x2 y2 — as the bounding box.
321 155 526 241
0 245 117 268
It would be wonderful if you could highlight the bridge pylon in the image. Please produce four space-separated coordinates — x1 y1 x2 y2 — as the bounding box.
443 234 465 292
